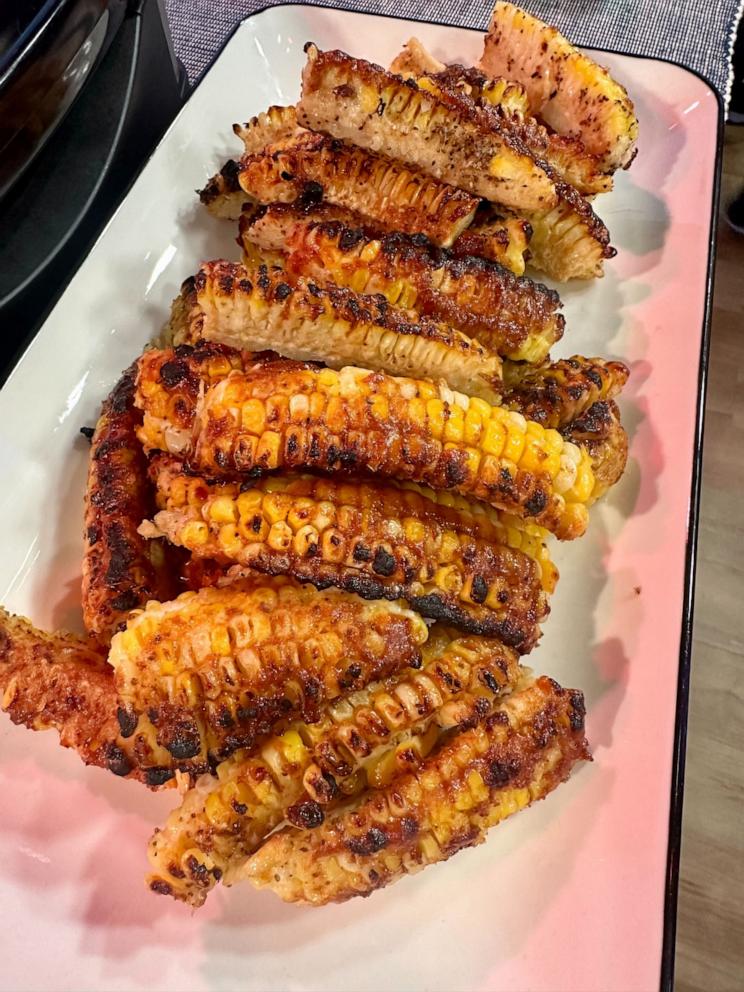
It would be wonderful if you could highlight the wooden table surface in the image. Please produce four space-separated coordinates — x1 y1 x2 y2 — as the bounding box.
675 125 744 992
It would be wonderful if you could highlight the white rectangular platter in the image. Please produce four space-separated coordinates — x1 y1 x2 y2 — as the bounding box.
0 6 721 991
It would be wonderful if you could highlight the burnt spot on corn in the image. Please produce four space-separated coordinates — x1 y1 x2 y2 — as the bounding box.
346 827 388 855
116 706 138 738
103 742 133 777
287 799 325 829
149 878 174 896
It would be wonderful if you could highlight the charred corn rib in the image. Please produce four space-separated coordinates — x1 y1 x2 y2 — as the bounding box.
243 675 589 904
562 400 628 497
172 259 504 402
422 64 611 195
233 105 302 154
298 45 555 212
134 340 274 456
502 356 630 428
82 364 173 644
238 130 479 248
390 40 610 195
240 204 563 362
147 628 523 905
480 2 638 172
450 214 532 276
108 577 429 772
144 456 555 647
178 361 595 540
0 609 163 788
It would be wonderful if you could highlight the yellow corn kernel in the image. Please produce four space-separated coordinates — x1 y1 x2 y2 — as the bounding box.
208 496 238 524
443 405 465 442
570 456 595 504
204 792 231 828
236 490 263 516
294 524 319 555
433 565 463 595
256 431 281 466
481 418 507 457
219 524 243 556
403 517 427 544
211 626 232 656
425 399 446 440
280 729 308 766
268 520 293 551
321 528 346 563
181 520 209 548
519 437 547 474
464 408 483 445
241 399 266 435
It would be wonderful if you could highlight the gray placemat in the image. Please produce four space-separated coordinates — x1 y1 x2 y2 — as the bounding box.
163 0 743 108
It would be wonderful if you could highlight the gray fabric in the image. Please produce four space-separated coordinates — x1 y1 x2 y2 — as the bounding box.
163 0 743 108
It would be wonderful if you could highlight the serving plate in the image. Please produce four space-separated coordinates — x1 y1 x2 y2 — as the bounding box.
0 6 721 991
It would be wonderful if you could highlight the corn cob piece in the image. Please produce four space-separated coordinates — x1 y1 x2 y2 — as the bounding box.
240 204 564 363
237 131 480 248
243 675 589 904
144 456 554 647
82 364 174 645
147 627 523 905
298 45 555 212
481 2 638 172
502 356 630 428
233 105 302 154
183 362 595 540
174 259 503 402
134 340 273 455
562 400 629 497
450 214 532 276
0 609 169 788
198 159 245 220
108 577 429 772
416 64 611 196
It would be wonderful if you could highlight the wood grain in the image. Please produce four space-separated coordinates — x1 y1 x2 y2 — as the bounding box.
675 125 744 992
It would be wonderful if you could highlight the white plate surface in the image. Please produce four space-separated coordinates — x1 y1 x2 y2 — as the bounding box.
0 7 720 991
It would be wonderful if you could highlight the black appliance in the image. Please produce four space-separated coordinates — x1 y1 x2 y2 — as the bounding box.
0 0 189 382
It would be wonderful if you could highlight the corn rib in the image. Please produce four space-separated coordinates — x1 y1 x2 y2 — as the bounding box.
240 204 563 362
480 2 638 172
178 361 595 540
82 364 174 644
502 355 630 428
0 609 168 788
237 131 479 248
145 456 555 647
176 259 504 402
298 44 556 212
146 628 523 905
243 675 589 904
108 577 429 771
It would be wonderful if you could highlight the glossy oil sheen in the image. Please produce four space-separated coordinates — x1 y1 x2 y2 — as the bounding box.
0 7 720 991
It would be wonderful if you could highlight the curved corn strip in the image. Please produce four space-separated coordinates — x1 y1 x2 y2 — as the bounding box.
238 131 479 248
481 2 638 172
243 675 589 904
179 259 503 402
82 364 173 644
502 355 630 428
241 204 563 363
185 363 595 540
145 457 554 647
298 45 556 212
198 160 245 220
108 577 428 772
0 609 166 788
146 628 523 905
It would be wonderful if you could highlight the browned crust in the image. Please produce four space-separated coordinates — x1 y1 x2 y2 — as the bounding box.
149 457 549 651
237 133 480 248
502 356 630 428
111 582 427 767
0 609 171 789
562 399 629 493
244 675 590 903
81 365 173 644
241 207 564 360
